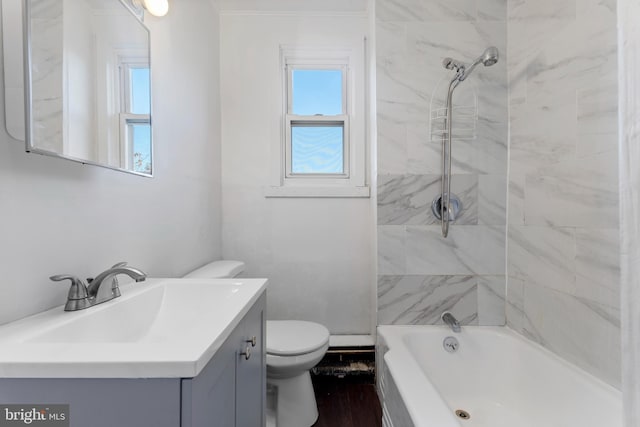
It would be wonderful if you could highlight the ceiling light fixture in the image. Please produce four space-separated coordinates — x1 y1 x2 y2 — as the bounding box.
133 0 169 17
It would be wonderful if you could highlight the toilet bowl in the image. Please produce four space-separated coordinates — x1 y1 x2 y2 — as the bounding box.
266 320 329 427
184 261 330 427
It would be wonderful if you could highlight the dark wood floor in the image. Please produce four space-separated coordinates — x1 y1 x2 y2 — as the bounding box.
312 376 382 427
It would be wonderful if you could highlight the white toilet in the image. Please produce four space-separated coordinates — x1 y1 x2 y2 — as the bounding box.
184 260 330 427
266 320 329 427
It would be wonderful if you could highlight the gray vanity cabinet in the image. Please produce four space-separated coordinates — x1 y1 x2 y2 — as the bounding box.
0 292 266 427
181 292 266 427
233 294 265 427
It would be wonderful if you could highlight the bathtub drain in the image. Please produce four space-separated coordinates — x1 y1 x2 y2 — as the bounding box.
455 409 471 420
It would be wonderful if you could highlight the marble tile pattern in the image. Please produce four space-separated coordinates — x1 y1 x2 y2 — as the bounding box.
376 0 621 391
30 0 64 153
506 0 620 388
618 0 640 422
378 275 505 326
376 0 508 327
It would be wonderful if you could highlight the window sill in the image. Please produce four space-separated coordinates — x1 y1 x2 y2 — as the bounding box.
264 186 370 198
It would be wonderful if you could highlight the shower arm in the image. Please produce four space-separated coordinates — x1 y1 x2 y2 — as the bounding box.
441 76 461 238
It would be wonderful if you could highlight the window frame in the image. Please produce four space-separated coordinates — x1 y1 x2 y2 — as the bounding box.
267 45 368 198
119 116 152 174
118 58 151 173
286 119 349 178
121 62 150 114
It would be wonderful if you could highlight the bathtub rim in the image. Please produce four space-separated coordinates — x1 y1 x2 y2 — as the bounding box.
377 325 621 427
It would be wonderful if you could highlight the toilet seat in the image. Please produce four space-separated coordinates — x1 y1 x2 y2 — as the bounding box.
267 320 330 357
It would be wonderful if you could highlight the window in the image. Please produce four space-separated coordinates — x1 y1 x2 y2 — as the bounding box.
120 61 152 175
287 68 347 176
266 46 369 198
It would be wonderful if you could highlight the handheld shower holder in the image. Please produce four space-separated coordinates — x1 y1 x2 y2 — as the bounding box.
430 46 499 238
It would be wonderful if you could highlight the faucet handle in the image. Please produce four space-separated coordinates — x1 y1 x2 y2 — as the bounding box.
50 275 89 300
50 275 91 311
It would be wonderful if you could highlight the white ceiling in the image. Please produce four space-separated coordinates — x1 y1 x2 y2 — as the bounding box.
214 0 369 13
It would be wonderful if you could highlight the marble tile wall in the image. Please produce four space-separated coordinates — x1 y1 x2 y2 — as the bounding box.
29 0 63 153
618 0 638 421
376 0 508 327
506 0 620 387
375 0 621 390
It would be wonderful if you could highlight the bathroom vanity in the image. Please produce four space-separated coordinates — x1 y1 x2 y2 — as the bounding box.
183 292 265 427
0 278 267 427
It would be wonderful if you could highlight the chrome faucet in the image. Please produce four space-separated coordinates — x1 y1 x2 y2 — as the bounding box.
441 311 461 333
87 263 146 303
50 262 146 311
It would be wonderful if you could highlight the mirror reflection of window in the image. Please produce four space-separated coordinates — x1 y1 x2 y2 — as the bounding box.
120 63 151 175
24 0 152 176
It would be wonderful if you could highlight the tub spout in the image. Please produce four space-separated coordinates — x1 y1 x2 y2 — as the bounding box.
441 311 461 333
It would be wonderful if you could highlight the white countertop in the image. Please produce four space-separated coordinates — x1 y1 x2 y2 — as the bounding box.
0 277 267 379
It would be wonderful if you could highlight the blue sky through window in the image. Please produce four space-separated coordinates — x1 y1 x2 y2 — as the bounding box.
292 126 343 174
291 69 344 174
132 124 151 174
292 69 342 115
128 67 151 174
130 68 150 114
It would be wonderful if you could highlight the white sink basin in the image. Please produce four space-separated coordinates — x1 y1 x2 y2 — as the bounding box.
0 278 267 378
26 285 166 343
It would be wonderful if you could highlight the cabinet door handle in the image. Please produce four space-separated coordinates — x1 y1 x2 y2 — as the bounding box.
246 336 257 347
240 346 251 360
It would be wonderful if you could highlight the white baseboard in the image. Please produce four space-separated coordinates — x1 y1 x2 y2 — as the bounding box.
329 334 376 347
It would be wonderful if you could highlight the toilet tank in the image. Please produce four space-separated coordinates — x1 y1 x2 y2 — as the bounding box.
183 260 246 279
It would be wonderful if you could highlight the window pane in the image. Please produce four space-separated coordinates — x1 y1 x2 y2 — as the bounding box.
291 125 344 174
292 69 342 115
129 123 152 174
130 68 150 114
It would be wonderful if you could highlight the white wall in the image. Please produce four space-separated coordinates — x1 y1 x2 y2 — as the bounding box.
0 0 223 325
219 10 374 337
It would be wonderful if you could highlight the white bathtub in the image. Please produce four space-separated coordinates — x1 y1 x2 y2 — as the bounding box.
377 326 622 427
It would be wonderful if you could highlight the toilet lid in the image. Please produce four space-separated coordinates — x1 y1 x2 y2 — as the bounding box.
266 320 330 356
183 260 245 278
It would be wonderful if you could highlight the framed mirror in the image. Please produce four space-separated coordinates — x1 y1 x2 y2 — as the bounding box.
24 0 152 176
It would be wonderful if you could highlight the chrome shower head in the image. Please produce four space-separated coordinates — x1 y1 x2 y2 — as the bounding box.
456 46 499 81
480 46 499 66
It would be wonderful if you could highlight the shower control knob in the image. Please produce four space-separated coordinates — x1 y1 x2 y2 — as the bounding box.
246 336 257 347
240 346 251 360
431 193 463 221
